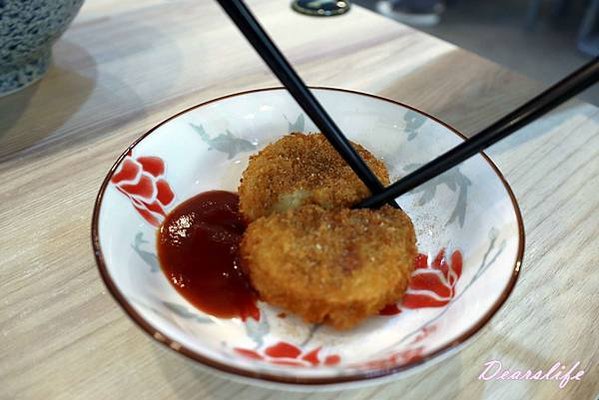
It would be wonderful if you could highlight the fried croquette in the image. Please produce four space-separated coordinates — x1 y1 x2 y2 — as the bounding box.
241 205 417 330
238 133 389 222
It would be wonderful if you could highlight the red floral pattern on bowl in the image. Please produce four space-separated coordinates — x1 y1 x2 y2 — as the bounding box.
235 341 341 368
111 153 175 226
380 249 463 315
404 249 463 308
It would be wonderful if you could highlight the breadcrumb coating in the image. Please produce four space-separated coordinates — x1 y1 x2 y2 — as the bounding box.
241 205 417 330
238 133 390 222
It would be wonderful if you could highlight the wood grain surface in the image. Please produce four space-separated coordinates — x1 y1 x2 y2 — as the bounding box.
0 1 597 399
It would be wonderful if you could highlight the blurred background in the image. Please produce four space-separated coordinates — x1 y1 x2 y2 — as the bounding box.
353 0 599 105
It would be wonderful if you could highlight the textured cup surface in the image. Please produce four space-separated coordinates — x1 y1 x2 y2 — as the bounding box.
0 0 84 95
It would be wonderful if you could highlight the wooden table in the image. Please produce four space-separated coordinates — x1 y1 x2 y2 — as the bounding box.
1 1 597 399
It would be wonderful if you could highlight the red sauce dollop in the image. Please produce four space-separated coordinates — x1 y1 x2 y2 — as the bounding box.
157 191 258 320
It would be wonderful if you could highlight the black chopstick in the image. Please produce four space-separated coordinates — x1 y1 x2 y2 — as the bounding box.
357 57 599 209
216 0 399 208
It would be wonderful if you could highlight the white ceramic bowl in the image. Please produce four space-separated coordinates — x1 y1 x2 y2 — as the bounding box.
92 87 523 389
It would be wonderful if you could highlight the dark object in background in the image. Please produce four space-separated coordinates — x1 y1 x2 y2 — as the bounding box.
291 0 351 16
377 0 446 26
578 0 599 56
527 0 598 56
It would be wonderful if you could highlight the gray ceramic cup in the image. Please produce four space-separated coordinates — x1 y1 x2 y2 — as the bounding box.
0 0 84 96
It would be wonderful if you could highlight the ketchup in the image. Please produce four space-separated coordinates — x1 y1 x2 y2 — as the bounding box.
157 191 258 320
